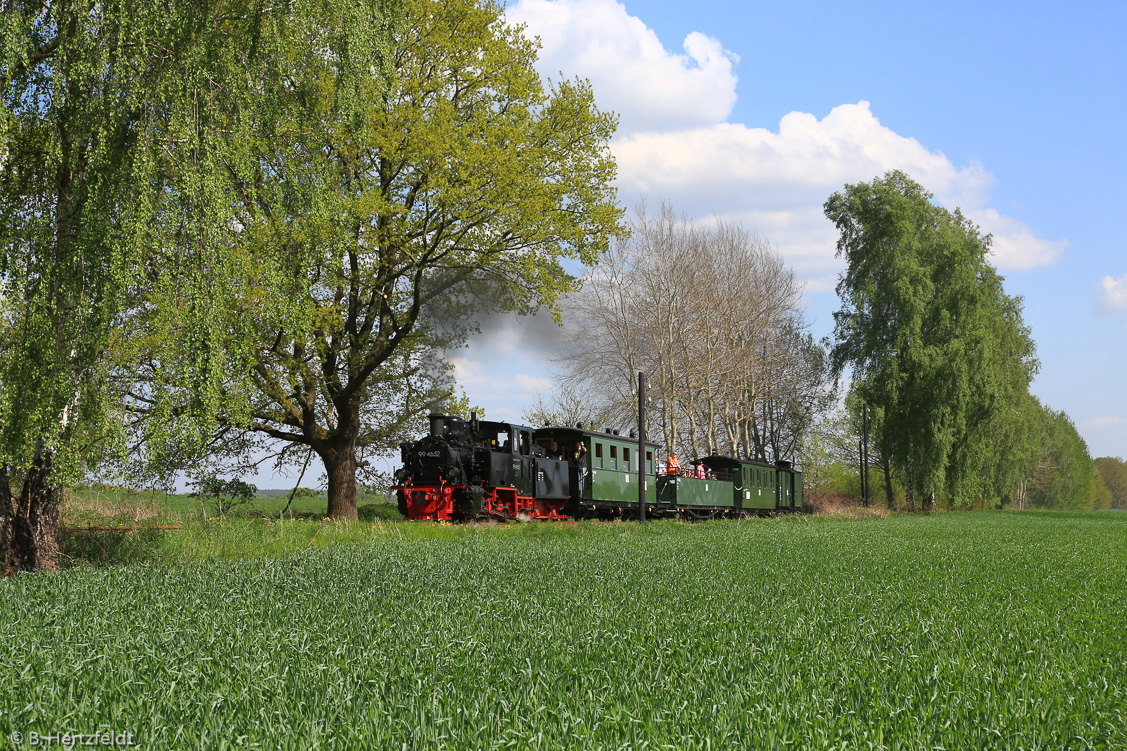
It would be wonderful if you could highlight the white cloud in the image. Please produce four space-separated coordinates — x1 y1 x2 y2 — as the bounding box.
1098 274 1127 315
516 373 555 393
507 1 1067 289
1081 416 1126 428
965 209 1068 270
613 103 1064 284
507 0 738 134
450 356 555 421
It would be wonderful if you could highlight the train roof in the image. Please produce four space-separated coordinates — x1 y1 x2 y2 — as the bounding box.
534 424 660 448
700 454 802 474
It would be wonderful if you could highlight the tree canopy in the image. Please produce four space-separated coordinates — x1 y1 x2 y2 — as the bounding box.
1 0 400 569
826 170 1039 508
121 0 622 520
553 201 829 463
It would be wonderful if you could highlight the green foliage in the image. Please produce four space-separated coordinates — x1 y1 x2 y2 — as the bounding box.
1026 405 1092 510
444 389 485 422
1091 464 1114 511
1 0 399 569
826 171 1038 506
5 513 1127 748
122 0 621 520
191 475 258 517
1095 456 1127 509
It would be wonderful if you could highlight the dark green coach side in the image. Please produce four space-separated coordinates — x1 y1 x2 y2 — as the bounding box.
534 426 658 514
774 460 803 511
655 472 735 515
696 455 805 513
699 456 777 511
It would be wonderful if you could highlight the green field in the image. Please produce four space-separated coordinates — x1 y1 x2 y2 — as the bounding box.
3 512 1126 750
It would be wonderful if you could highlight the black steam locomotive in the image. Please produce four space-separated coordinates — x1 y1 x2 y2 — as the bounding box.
393 413 571 520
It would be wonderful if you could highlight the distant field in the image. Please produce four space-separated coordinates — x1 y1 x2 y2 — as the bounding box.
4 512 1125 750
63 485 392 524
58 486 402 564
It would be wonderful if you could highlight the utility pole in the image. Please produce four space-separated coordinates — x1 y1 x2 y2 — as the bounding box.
637 371 646 522
862 403 871 507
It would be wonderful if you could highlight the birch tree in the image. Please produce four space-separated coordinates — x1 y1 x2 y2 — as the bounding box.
556 202 819 463
0 0 397 570
826 170 1039 509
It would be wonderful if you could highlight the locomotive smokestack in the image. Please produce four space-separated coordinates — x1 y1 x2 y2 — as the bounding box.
429 414 445 438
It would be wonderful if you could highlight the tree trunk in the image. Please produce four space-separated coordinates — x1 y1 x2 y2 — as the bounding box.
1 459 62 574
883 459 894 511
320 441 359 521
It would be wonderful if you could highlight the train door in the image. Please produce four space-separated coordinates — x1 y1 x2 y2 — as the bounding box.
516 429 534 495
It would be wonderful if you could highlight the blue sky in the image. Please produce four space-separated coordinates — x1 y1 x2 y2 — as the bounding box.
450 0 1127 464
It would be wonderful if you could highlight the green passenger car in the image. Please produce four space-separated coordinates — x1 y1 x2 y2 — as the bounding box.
656 474 734 512
699 456 777 510
693 455 804 513
534 426 658 515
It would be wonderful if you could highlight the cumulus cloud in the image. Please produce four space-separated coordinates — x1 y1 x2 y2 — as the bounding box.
507 0 1067 289
613 103 1065 284
1098 274 1127 315
507 0 738 134
963 209 1068 270
450 355 557 422
1082 416 1126 428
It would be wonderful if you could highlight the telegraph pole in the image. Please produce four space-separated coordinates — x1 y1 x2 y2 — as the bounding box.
637 371 646 522
862 403 871 507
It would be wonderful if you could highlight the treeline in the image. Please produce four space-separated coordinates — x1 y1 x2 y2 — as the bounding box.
1094 457 1127 509
816 171 1098 511
806 393 1105 511
534 182 1098 514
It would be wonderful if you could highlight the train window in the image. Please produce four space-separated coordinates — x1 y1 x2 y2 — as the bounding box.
646 451 653 474
623 447 630 471
595 443 603 469
495 430 510 451
610 445 618 470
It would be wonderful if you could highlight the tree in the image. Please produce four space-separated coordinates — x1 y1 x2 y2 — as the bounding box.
123 0 621 520
1 0 398 570
826 170 1038 510
1094 457 1127 509
1091 464 1113 511
554 201 818 463
192 475 258 518
521 382 621 433
1025 405 1092 510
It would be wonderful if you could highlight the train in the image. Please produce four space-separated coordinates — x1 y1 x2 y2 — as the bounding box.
392 412 803 521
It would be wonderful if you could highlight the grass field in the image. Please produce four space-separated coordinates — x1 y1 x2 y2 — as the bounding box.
57 487 403 565
3 511 1125 750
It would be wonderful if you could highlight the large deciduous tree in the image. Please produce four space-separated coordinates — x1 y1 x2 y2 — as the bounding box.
0 0 182 572
825 170 1039 510
1 0 397 570
126 0 621 520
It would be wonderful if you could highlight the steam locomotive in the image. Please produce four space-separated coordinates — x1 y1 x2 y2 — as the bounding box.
393 413 804 521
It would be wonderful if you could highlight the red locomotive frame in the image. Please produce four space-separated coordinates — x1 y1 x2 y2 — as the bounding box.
396 479 569 521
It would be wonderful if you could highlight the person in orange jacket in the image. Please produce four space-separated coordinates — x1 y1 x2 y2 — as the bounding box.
666 451 680 477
